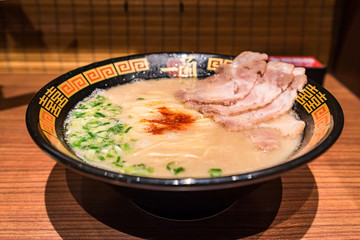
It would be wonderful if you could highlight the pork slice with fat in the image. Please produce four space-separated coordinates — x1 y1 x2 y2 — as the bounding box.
175 73 238 106
232 51 268 72
245 112 305 151
175 51 268 105
245 128 281 152
212 67 307 131
194 61 295 116
256 112 306 138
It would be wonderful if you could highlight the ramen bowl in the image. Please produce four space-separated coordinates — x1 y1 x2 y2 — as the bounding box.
26 53 343 220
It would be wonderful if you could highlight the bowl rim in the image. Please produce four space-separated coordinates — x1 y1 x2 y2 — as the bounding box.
26 52 344 191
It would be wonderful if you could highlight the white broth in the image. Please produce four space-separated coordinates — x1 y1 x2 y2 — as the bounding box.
64 78 302 178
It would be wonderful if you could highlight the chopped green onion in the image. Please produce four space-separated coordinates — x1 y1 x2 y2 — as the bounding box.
124 163 154 175
72 138 87 147
108 124 124 133
122 143 130 151
86 121 102 128
209 168 222 177
74 112 86 118
124 127 132 133
88 132 96 138
96 95 105 101
112 157 125 167
166 161 185 175
113 162 124 167
78 105 88 110
136 97 145 100
94 112 106 118
90 101 102 107
65 92 142 175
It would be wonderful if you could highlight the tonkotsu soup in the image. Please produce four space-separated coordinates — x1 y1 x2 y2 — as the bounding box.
64 78 303 178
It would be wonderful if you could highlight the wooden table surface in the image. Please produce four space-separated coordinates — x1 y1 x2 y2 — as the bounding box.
0 73 359 239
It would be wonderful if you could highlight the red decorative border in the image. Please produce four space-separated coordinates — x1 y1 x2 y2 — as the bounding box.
39 107 56 136
114 58 149 75
57 74 89 98
83 64 118 84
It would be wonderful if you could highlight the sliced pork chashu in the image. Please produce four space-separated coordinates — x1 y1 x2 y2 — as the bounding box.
175 51 268 105
256 112 306 138
175 51 307 151
245 112 306 151
211 67 307 131
186 61 295 116
175 73 236 106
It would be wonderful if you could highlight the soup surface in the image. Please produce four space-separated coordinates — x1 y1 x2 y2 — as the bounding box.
65 78 302 178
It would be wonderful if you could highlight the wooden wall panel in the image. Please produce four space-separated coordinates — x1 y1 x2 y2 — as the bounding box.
0 0 335 73
329 0 360 97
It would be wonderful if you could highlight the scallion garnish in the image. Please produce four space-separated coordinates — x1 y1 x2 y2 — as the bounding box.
122 143 130 151
78 105 88 110
96 95 105 101
72 138 87 147
94 112 105 118
90 101 102 107
108 123 124 133
209 168 222 177
88 132 96 138
74 112 86 118
86 121 102 128
124 127 132 133
66 93 144 175
124 163 154 175
166 161 185 175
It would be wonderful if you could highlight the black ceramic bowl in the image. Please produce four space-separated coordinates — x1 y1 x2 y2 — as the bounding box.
26 53 343 220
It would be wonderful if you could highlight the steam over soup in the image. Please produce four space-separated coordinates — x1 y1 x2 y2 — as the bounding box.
64 78 303 178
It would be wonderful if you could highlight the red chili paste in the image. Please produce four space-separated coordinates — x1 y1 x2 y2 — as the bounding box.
141 107 195 134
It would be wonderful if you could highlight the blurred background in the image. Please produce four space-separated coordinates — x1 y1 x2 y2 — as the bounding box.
0 0 359 95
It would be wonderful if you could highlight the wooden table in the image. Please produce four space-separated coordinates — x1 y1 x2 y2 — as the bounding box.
1 73 359 239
